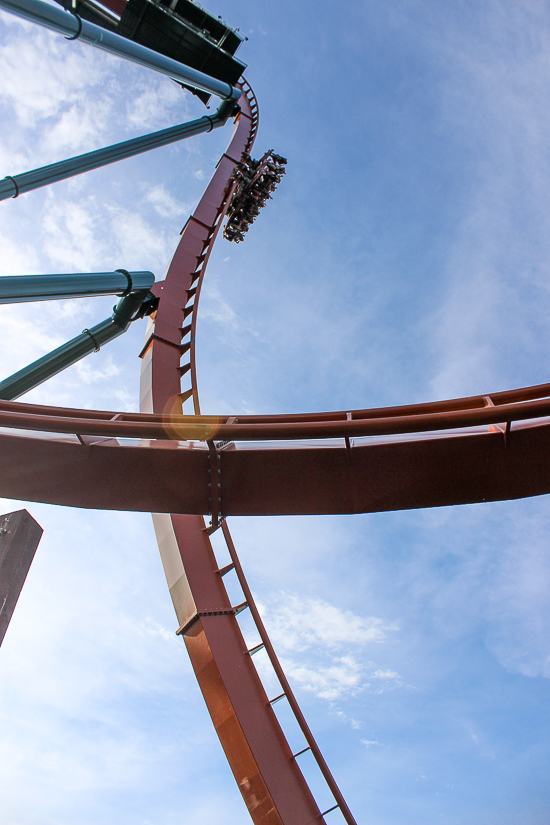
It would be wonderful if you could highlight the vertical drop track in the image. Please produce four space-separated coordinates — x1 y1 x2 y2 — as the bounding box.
140 83 356 825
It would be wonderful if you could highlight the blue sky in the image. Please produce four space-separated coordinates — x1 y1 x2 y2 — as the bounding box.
1 1 550 823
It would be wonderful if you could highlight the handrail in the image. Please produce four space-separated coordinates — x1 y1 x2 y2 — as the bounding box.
1 380 549 423
0 384 549 440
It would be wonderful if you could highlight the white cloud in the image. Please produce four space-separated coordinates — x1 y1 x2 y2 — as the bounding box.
260 593 397 652
42 196 108 270
0 228 40 276
145 184 192 220
334 709 363 729
372 668 399 680
76 355 120 385
110 208 173 268
44 101 112 153
254 592 401 700
125 79 186 129
281 653 364 701
200 281 241 329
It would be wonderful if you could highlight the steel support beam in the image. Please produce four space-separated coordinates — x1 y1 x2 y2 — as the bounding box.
0 99 237 201
0 270 154 303
139 85 354 824
0 509 43 647
0 289 152 400
0 423 548 514
140 92 324 824
153 513 322 825
0 0 241 101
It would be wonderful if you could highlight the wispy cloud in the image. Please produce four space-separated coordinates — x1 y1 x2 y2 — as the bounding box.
145 184 193 219
254 592 401 700
260 593 396 651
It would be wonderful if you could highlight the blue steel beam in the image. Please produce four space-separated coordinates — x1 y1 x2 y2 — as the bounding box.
0 0 241 102
0 97 237 201
0 270 154 303
0 289 153 400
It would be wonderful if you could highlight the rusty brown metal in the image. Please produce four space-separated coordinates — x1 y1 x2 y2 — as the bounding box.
221 521 358 825
0 376 547 423
1 420 550 514
1 382 550 441
0 509 43 646
144 86 332 823
154 513 323 825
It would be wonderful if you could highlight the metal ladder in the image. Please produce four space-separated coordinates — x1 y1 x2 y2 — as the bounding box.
205 514 358 825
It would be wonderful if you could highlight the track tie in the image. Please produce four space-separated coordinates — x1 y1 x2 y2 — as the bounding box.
203 521 222 535
233 601 249 616
178 388 193 404
248 642 265 655
292 746 311 758
216 562 235 576
321 805 339 816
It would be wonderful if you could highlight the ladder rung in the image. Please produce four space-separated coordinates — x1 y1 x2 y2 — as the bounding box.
269 692 286 706
175 613 199 636
216 562 235 576
248 642 265 656
321 804 339 816
202 516 225 535
292 746 311 758
233 601 249 616
178 388 193 404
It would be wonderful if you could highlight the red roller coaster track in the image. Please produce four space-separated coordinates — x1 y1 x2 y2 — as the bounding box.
2 31 550 825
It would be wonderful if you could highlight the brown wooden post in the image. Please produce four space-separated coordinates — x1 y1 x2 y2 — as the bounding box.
0 509 43 647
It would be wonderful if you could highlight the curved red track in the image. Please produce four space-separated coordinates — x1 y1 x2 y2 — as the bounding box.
0 386 549 515
3 76 550 825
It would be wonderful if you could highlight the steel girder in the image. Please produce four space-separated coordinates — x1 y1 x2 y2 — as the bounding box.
0 420 548 514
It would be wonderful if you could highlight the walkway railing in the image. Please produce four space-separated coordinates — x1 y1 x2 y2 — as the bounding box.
0 382 548 441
